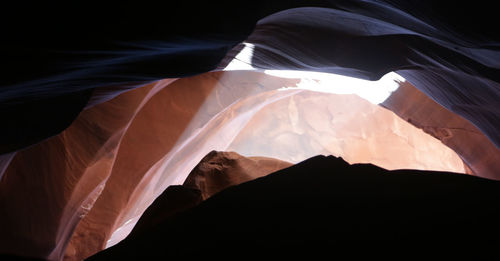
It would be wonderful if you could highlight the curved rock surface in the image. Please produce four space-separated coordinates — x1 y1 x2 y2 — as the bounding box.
67 71 301 260
227 87 466 172
382 81 500 179
221 4 500 149
0 78 176 260
0 71 474 260
1 1 500 152
1 2 500 260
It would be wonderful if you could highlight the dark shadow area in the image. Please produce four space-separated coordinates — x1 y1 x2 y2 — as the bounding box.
1 1 500 152
0 90 92 154
89 156 500 259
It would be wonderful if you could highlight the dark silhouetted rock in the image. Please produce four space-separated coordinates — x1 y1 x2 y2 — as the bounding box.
89 155 500 259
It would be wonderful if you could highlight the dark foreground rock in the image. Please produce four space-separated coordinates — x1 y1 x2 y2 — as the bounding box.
89 155 500 259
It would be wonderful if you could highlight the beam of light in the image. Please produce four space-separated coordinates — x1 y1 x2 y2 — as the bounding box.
222 43 256 71
265 70 405 104
222 42 404 104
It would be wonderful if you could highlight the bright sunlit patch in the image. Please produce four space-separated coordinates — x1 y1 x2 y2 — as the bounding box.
223 43 256 71
223 42 404 104
265 70 405 104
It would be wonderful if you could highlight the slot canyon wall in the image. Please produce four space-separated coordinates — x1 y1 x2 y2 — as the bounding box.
1 71 498 260
1 1 500 260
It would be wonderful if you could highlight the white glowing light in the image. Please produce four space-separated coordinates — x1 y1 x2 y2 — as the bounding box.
223 43 256 71
265 70 404 104
222 41 404 104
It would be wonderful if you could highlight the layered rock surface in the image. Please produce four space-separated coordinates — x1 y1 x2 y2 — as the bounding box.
1 2 500 260
382 81 500 179
0 71 475 260
2 1 500 154
0 78 177 261
221 4 500 149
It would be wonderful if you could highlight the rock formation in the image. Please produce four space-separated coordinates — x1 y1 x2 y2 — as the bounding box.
183 151 293 200
382 81 500 179
227 86 466 172
0 79 176 261
88 155 500 260
1 1 500 260
2 1 500 152
130 151 291 236
0 71 473 260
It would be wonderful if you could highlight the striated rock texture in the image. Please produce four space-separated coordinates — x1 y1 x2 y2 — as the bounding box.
88 155 500 260
69 71 302 259
0 69 487 260
1 2 500 259
1 1 500 153
0 71 299 260
0 78 177 261
382 81 500 179
221 4 500 150
0 71 471 260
